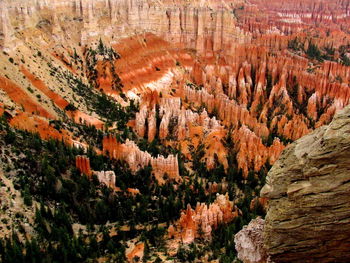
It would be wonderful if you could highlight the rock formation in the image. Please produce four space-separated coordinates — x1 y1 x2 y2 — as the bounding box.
168 194 238 244
94 171 116 189
232 125 284 177
75 155 92 177
134 95 229 169
103 135 180 183
0 2 18 52
234 217 267 263
75 156 117 188
261 104 350 262
126 242 144 263
0 0 250 54
240 0 350 36
0 0 349 181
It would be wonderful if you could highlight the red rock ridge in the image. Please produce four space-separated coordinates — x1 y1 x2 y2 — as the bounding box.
103 135 180 184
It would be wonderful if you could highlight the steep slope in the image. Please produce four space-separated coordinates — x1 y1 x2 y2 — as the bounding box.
261 105 350 262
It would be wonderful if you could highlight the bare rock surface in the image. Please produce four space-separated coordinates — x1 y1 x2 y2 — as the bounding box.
234 217 267 263
261 105 350 262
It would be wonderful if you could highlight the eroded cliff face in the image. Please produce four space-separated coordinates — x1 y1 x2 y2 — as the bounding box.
0 0 249 54
261 105 350 262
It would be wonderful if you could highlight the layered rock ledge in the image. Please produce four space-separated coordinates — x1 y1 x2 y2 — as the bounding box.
261 105 350 262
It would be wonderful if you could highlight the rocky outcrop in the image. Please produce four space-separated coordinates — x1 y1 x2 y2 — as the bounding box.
134 95 228 169
75 156 117 188
261 105 350 262
103 135 180 183
135 96 222 141
168 194 238 244
75 155 92 177
182 85 270 138
126 242 144 263
94 171 116 189
234 217 267 263
232 125 284 177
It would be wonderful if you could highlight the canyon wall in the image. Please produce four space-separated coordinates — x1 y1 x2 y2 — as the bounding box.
0 0 250 54
261 105 350 262
3 0 349 52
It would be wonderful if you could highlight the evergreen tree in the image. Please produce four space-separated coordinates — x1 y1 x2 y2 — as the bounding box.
23 186 33 206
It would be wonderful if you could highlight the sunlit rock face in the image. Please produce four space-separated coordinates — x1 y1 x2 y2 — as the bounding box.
75 156 117 189
94 171 117 189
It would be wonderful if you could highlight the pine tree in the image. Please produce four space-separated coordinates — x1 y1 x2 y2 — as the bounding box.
98 38 104 54
23 186 33 206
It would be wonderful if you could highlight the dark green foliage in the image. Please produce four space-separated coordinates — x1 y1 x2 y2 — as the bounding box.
137 138 173 158
0 120 197 261
288 38 302 51
23 186 33 206
306 42 323 62
0 234 24 263
64 103 77 112
94 92 138 131
266 72 273 98
98 38 105 54
176 244 198 262
324 45 335 57
4 128 16 144
63 73 139 136
341 53 350 66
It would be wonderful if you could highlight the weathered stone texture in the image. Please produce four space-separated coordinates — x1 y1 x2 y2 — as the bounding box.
261 105 350 262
